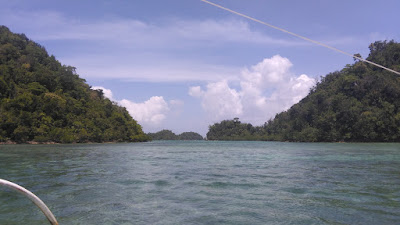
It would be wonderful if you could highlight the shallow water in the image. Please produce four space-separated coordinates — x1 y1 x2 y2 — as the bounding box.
0 141 399 224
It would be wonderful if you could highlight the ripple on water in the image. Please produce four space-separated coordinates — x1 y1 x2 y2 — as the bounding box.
0 141 399 225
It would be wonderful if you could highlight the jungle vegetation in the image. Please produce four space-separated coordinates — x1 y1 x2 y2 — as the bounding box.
207 41 400 142
0 26 149 143
148 130 204 140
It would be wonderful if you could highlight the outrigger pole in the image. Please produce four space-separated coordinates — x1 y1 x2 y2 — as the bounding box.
0 178 59 225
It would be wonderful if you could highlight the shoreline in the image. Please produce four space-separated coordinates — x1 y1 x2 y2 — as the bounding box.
0 140 148 145
2 140 398 145
0 141 58 145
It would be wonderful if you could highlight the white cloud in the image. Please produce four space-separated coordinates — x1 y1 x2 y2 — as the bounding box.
169 99 184 106
120 96 169 126
291 74 316 103
0 9 308 83
64 57 241 82
193 80 243 120
241 55 293 88
90 86 173 130
188 86 204 98
189 55 316 125
0 6 374 50
0 9 306 47
0 8 367 84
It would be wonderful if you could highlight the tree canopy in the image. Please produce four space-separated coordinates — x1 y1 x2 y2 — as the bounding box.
207 119 259 141
207 41 400 142
148 130 203 140
0 26 149 143
178 132 204 140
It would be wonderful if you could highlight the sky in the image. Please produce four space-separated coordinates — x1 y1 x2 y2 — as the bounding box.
1 0 399 136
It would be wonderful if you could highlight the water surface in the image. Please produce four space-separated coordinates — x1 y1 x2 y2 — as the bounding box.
1 141 399 224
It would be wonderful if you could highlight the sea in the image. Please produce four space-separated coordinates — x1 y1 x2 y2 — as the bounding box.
0 141 399 224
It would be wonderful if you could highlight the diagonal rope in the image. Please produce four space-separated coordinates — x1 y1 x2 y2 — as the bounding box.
201 0 400 76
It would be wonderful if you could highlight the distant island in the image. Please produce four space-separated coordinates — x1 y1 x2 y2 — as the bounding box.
207 41 400 142
147 130 203 140
0 26 149 144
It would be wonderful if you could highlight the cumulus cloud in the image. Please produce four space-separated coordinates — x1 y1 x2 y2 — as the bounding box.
189 55 316 125
91 86 172 129
189 81 243 120
188 86 204 98
119 96 169 125
241 55 293 88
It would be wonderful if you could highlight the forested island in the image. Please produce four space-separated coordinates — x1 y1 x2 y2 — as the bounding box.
0 26 149 143
147 130 203 140
208 41 400 142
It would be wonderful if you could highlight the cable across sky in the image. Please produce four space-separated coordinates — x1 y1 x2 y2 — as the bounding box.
201 0 400 76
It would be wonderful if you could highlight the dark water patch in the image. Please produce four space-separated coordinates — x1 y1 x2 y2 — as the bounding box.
203 181 261 190
152 179 170 187
282 187 308 194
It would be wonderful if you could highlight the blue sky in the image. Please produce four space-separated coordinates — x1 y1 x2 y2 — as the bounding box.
1 0 399 136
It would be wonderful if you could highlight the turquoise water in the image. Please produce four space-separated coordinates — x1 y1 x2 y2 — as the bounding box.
0 141 399 224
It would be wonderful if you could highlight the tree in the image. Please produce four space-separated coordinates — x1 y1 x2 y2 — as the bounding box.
0 25 150 143
353 53 362 62
207 41 400 142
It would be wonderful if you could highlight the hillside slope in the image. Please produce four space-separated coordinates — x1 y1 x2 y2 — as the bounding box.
207 41 400 142
0 26 149 143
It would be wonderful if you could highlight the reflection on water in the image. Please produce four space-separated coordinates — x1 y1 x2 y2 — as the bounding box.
1 142 400 224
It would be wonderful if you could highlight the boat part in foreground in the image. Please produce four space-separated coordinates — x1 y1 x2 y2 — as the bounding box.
0 178 58 225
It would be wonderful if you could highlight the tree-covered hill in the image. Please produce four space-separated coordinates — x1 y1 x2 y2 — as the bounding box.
207 41 400 142
178 132 204 140
207 118 259 141
0 26 149 143
148 130 203 140
148 130 179 140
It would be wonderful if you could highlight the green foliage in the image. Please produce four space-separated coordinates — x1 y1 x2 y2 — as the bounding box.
0 26 150 143
147 130 178 140
178 132 204 140
207 118 261 141
207 40 400 142
148 130 204 140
